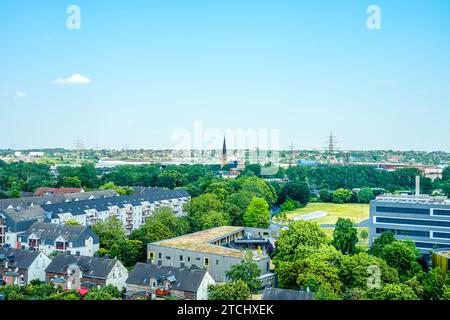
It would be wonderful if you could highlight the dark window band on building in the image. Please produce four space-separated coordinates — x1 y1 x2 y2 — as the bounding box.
433 210 450 216
414 242 450 249
376 217 450 228
375 228 429 237
433 232 450 239
376 206 430 215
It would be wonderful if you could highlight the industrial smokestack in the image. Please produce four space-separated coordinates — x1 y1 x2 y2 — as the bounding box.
415 176 420 196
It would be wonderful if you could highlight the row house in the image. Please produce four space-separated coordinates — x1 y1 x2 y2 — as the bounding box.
16 222 100 257
45 253 128 291
0 190 118 248
41 189 190 234
0 247 51 285
125 263 215 300
0 190 118 211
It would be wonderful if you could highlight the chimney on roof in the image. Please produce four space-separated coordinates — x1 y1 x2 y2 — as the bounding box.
415 175 420 196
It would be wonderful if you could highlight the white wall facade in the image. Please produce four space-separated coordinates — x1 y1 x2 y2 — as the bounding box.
196 271 216 300
105 261 129 290
26 252 52 283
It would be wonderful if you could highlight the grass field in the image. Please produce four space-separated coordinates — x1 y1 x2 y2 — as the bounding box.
274 202 369 225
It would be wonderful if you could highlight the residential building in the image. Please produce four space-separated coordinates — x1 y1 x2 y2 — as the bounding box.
0 188 189 242
0 206 46 248
369 194 450 256
41 189 190 234
45 254 128 290
147 226 275 283
261 288 314 300
34 188 84 197
0 247 51 285
125 263 215 300
17 222 99 256
0 190 118 211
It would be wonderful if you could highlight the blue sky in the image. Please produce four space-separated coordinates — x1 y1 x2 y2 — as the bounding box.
0 0 449 151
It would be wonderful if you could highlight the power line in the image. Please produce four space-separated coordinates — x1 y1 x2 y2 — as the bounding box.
289 143 294 168
324 131 338 164
73 138 84 164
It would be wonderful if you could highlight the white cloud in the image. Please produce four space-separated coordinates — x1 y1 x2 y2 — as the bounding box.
16 91 27 98
53 74 91 85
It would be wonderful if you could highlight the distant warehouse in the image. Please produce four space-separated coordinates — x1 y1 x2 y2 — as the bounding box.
147 226 275 284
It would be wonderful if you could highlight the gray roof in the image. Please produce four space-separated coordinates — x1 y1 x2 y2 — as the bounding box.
45 254 118 279
126 263 207 292
18 222 99 245
42 188 190 218
0 190 118 210
0 247 40 269
2 205 45 223
0 206 46 232
262 288 314 300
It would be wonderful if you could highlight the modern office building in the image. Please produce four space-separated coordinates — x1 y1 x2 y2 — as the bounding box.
369 194 450 256
147 226 275 284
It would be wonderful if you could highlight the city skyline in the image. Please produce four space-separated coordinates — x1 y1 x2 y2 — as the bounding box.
1 1 450 151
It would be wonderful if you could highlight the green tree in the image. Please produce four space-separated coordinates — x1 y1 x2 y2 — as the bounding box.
239 176 277 204
332 218 358 255
243 197 270 228
442 182 450 197
280 197 298 212
338 253 399 290
49 290 82 300
91 217 126 250
279 181 310 207
226 253 262 292
272 220 328 264
332 189 353 204
420 267 447 300
359 229 369 243
0 285 27 300
83 289 116 300
365 284 418 300
208 280 251 300
319 188 332 202
443 166 450 181
276 245 343 295
199 210 229 230
99 181 134 195
224 191 255 226
357 188 375 203
156 170 187 189
185 193 224 232
381 240 421 278
109 239 143 268
369 231 395 257
62 176 82 188
26 283 58 300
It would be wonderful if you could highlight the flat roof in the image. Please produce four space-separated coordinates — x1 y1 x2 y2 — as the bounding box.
152 226 248 259
434 250 450 259
374 195 450 206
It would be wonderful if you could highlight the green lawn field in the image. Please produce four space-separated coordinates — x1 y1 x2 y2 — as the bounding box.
274 202 369 225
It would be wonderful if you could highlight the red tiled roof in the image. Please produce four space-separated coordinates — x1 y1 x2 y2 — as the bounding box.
34 188 83 196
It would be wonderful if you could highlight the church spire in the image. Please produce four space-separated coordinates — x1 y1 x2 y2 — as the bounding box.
221 136 228 168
